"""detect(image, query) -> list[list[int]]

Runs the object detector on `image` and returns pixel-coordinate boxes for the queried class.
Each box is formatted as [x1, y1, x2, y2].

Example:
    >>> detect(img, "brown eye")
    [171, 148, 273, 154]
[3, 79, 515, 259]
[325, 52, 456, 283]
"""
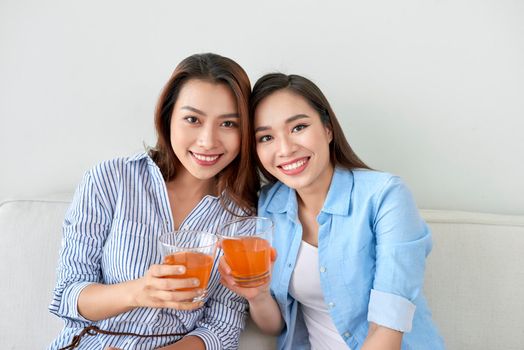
[221, 120, 238, 128]
[259, 135, 273, 143]
[292, 124, 307, 133]
[184, 116, 199, 124]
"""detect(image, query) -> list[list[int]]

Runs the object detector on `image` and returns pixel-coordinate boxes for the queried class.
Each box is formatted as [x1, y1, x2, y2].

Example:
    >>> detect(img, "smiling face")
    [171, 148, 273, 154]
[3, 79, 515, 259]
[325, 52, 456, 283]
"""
[254, 89, 334, 194]
[170, 79, 240, 182]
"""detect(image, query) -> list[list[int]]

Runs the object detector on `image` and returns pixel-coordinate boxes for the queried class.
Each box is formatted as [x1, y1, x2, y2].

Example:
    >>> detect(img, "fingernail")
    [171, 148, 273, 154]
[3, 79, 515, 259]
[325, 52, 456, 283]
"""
[177, 266, 185, 273]
[192, 279, 200, 286]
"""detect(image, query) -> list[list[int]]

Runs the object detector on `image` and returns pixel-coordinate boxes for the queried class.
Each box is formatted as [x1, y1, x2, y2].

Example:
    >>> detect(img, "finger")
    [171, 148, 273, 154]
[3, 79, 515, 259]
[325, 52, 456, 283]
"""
[219, 276, 237, 289]
[149, 264, 186, 278]
[270, 247, 277, 262]
[153, 289, 205, 303]
[156, 277, 200, 291]
[218, 256, 232, 274]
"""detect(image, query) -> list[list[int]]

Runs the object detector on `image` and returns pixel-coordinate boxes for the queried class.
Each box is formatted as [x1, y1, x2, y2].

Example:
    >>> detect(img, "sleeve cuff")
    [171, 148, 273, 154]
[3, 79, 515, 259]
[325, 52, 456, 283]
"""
[187, 327, 222, 350]
[367, 289, 416, 332]
[57, 281, 96, 322]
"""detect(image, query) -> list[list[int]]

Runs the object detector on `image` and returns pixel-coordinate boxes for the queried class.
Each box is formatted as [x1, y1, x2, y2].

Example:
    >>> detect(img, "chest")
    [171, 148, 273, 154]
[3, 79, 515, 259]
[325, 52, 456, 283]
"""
[297, 210, 319, 247]
[100, 194, 234, 283]
[271, 213, 376, 293]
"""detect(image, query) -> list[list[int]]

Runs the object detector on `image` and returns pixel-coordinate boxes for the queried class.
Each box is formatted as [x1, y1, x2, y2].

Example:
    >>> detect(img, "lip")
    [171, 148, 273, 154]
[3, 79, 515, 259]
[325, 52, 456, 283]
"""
[277, 157, 309, 175]
[190, 151, 223, 166]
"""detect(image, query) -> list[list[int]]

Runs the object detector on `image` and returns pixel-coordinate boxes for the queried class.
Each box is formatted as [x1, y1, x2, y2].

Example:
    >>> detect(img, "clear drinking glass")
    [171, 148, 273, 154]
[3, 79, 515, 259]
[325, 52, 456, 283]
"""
[218, 217, 274, 288]
[158, 230, 218, 302]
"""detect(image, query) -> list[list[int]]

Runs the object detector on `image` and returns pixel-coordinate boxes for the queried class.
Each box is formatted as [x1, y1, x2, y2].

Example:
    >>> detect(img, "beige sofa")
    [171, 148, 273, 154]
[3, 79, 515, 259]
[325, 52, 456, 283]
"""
[1, 196, 523, 349]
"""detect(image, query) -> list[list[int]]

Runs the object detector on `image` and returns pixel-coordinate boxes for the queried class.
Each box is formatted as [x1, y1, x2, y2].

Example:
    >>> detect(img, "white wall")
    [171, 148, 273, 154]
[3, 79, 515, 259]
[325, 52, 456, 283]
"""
[1, 0, 523, 215]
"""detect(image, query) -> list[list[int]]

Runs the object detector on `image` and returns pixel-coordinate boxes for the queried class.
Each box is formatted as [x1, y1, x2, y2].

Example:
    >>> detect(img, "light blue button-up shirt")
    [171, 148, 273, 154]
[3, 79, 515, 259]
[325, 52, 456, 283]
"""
[259, 167, 445, 350]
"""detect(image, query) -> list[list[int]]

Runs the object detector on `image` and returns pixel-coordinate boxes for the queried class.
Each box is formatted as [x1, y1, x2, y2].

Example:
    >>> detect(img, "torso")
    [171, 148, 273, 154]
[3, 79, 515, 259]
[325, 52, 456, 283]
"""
[289, 240, 350, 350]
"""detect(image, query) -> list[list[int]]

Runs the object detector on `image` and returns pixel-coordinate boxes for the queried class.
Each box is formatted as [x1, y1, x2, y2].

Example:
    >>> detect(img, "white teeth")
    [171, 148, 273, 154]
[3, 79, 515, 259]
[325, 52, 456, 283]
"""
[193, 153, 220, 162]
[281, 159, 306, 171]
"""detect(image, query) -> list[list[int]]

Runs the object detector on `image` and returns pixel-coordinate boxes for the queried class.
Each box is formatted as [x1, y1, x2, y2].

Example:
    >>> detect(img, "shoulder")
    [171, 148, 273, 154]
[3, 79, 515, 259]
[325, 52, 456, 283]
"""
[351, 169, 406, 197]
[88, 152, 151, 183]
[351, 170, 421, 223]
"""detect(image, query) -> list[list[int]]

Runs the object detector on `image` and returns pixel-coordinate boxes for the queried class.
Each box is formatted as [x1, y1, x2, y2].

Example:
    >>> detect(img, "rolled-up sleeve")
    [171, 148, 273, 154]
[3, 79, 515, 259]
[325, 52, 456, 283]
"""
[48, 170, 112, 327]
[368, 176, 432, 332]
[189, 279, 248, 349]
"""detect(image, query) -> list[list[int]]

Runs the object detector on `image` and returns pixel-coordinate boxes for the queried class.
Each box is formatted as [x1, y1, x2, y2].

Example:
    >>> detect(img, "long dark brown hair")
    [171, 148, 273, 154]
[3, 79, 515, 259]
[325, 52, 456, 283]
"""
[149, 53, 259, 214]
[250, 73, 371, 184]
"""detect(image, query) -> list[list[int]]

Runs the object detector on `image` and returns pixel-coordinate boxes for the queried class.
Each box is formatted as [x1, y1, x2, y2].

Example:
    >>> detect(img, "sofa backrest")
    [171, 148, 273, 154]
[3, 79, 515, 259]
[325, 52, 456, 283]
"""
[0, 198, 523, 349]
[422, 210, 524, 350]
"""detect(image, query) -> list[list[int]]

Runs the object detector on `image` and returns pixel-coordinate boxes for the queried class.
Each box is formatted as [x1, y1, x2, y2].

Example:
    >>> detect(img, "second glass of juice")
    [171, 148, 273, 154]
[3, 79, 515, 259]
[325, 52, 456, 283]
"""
[219, 217, 273, 288]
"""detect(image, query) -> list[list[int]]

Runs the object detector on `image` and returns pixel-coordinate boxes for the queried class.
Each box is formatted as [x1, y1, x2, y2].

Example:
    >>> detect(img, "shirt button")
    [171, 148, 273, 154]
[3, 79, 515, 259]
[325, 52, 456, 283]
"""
[319, 266, 326, 273]
[328, 302, 335, 308]
[343, 331, 351, 338]
[288, 263, 292, 268]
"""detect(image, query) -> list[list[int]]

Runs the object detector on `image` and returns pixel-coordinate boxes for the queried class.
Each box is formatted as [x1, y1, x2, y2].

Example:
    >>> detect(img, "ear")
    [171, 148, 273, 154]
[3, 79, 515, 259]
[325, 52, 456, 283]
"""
[326, 126, 333, 143]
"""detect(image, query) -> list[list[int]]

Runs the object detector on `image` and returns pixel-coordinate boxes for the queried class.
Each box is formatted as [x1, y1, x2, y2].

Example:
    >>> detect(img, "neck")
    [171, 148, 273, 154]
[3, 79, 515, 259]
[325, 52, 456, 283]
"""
[296, 165, 334, 215]
[167, 170, 217, 201]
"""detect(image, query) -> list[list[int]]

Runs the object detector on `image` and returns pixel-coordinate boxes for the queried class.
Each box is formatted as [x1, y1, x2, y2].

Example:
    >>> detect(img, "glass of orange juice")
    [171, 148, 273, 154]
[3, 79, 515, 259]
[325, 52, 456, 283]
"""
[219, 217, 273, 288]
[158, 230, 218, 302]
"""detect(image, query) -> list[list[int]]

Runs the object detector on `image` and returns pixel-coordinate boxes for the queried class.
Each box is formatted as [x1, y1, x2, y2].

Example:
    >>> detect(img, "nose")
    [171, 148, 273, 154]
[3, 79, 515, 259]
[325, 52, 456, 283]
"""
[197, 124, 218, 150]
[277, 135, 296, 157]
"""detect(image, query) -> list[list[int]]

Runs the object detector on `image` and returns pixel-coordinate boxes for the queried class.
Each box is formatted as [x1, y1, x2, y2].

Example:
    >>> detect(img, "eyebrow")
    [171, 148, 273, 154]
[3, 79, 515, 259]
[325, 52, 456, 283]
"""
[255, 114, 310, 133]
[180, 106, 239, 119]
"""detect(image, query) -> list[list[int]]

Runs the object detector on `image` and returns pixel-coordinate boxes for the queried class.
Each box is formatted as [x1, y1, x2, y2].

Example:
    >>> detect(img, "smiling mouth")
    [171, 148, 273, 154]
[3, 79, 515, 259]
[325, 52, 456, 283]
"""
[278, 157, 310, 175]
[190, 152, 222, 165]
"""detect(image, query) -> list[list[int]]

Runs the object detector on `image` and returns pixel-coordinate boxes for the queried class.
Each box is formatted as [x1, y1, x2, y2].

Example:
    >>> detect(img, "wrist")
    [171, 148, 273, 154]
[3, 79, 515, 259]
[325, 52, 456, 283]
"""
[248, 290, 272, 306]
[125, 278, 140, 308]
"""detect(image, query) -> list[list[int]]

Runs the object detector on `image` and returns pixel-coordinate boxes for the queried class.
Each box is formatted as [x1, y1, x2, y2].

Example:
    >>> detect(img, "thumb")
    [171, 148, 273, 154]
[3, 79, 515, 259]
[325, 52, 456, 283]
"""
[270, 247, 277, 262]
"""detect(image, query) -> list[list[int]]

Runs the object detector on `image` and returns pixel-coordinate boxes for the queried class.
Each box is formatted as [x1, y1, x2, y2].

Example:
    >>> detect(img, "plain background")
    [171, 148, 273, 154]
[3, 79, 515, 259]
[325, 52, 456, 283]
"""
[1, 0, 523, 215]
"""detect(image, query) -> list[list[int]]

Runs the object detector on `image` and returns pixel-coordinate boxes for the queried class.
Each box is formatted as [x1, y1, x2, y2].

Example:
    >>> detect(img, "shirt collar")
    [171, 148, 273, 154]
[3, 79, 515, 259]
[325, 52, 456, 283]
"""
[266, 167, 353, 217]
[321, 167, 353, 216]
[126, 152, 221, 201]
[125, 152, 150, 164]
[266, 183, 296, 215]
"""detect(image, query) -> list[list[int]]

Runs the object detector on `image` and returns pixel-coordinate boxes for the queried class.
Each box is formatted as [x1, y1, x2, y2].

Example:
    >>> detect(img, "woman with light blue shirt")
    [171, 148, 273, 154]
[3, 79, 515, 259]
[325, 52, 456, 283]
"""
[48, 53, 259, 350]
[219, 73, 444, 349]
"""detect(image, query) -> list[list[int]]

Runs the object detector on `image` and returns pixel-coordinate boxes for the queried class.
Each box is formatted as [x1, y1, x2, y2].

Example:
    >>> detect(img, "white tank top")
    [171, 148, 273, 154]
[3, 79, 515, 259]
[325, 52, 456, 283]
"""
[289, 240, 351, 350]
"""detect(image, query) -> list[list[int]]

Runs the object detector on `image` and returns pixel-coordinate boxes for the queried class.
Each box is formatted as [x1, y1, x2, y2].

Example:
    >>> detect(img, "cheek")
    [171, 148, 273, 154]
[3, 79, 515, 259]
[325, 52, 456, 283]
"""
[170, 128, 188, 149]
[256, 145, 272, 167]
[232, 132, 241, 151]
[222, 131, 241, 155]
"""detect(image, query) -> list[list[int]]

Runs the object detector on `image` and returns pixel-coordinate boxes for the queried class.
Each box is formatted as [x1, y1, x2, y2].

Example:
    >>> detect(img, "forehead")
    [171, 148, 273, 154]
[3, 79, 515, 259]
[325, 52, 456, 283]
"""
[254, 89, 317, 126]
[175, 79, 237, 110]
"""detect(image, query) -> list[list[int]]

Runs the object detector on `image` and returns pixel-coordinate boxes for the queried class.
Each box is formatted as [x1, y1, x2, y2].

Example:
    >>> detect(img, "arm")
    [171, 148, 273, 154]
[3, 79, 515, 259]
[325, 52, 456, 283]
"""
[218, 251, 283, 335]
[49, 169, 203, 325]
[366, 176, 432, 342]
[78, 264, 204, 321]
[360, 322, 402, 350]
[156, 335, 206, 350]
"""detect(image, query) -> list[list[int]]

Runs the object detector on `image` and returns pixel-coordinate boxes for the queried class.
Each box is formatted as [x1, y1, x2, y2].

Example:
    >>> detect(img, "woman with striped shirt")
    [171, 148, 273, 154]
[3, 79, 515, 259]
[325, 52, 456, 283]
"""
[48, 53, 259, 350]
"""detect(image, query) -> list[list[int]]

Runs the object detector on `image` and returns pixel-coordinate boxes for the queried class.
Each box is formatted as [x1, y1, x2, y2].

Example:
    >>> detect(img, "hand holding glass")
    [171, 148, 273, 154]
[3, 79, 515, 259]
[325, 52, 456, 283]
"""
[219, 217, 273, 288]
[158, 231, 218, 302]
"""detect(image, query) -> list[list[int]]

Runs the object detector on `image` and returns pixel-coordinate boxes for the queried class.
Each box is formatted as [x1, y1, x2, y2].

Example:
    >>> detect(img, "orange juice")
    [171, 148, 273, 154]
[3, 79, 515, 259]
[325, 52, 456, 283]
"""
[163, 251, 214, 291]
[222, 236, 271, 287]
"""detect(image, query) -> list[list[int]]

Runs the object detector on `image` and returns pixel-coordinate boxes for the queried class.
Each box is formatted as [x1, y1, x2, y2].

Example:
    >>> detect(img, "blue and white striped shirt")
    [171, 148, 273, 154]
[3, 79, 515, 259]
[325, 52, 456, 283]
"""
[49, 152, 248, 350]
